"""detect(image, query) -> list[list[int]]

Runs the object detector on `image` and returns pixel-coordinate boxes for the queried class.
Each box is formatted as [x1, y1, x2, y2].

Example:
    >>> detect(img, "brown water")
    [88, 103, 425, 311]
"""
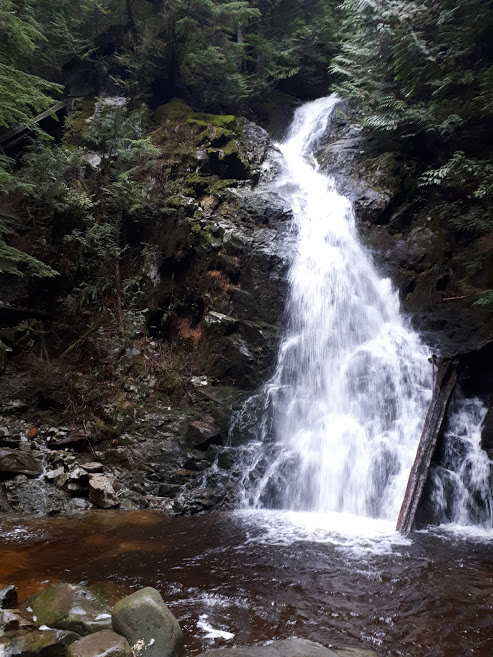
[0, 509, 492, 657]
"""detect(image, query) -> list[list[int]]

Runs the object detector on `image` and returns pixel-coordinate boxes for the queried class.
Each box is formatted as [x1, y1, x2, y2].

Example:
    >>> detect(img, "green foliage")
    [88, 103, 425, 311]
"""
[0, 0, 62, 131]
[418, 153, 493, 234]
[331, 0, 493, 137]
[474, 290, 493, 307]
[13, 101, 159, 345]
[0, 209, 57, 277]
[115, 0, 339, 111]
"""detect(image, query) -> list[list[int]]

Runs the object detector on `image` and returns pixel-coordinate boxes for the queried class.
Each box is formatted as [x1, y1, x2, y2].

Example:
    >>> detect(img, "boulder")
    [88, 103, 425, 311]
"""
[0, 609, 33, 632]
[88, 474, 119, 508]
[0, 609, 21, 632]
[111, 587, 182, 657]
[0, 585, 18, 609]
[0, 628, 80, 657]
[186, 417, 221, 450]
[80, 462, 104, 474]
[55, 466, 89, 495]
[67, 630, 132, 657]
[196, 639, 378, 657]
[0, 448, 43, 479]
[26, 583, 113, 636]
[480, 406, 493, 455]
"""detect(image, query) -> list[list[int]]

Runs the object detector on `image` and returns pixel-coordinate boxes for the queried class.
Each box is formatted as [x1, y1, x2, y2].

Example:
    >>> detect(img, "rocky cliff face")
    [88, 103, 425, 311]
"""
[318, 107, 493, 358]
[0, 99, 292, 516]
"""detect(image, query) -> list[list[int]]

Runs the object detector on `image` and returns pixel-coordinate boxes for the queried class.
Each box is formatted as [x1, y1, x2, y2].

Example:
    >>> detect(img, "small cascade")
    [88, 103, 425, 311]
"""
[231, 95, 492, 530]
[428, 394, 492, 527]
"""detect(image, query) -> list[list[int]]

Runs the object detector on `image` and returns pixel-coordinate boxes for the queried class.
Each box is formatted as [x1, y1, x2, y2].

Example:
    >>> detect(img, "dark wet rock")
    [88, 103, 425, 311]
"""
[0, 449, 43, 479]
[88, 474, 119, 509]
[44, 467, 65, 481]
[0, 610, 21, 632]
[0, 628, 80, 657]
[26, 583, 113, 636]
[0, 476, 73, 515]
[216, 447, 235, 470]
[186, 417, 222, 450]
[55, 466, 89, 495]
[481, 406, 493, 456]
[67, 630, 132, 657]
[80, 462, 104, 473]
[204, 311, 239, 337]
[241, 120, 271, 180]
[0, 585, 18, 609]
[196, 638, 378, 657]
[175, 485, 228, 515]
[112, 587, 182, 657]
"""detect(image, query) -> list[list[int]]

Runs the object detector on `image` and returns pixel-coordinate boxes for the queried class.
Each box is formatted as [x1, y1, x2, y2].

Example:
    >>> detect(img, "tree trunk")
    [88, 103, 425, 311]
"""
[396, 360, 457, 534]
[114, 219, 125, 346]
[237, 23, 244, 72]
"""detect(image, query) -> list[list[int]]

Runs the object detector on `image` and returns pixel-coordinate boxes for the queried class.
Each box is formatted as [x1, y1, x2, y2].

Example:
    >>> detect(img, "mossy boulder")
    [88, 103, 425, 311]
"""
[63, 99, 97, 147]
[111, 587, 182, 657]
[26, 583, 113, 636]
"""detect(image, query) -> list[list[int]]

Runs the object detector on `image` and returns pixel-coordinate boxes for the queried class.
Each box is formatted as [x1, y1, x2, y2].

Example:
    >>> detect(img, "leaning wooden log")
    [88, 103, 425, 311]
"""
[0, 101, 67, 147]
[396, 360, 457, 534]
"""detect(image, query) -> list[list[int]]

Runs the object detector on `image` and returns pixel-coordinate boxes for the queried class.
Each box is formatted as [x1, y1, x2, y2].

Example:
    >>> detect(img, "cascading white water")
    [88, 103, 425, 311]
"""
[429, 395, 492, 527]
[237, 96, 435, 521]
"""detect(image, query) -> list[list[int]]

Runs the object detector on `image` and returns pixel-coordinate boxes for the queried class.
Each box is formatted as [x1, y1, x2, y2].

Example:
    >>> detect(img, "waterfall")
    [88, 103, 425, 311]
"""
[230, 95, 492, 530]
[234, 96, 433, 521]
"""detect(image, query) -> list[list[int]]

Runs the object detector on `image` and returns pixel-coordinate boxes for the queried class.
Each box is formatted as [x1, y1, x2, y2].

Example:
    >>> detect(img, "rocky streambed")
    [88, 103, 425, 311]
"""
[0, 510, 492, 657]
[0, 580, 377, 657]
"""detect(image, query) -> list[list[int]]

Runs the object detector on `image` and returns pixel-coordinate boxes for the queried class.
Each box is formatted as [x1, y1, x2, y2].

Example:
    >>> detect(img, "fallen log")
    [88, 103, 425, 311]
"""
[396, 359, 457, 534]
[0, 101, 67, 147]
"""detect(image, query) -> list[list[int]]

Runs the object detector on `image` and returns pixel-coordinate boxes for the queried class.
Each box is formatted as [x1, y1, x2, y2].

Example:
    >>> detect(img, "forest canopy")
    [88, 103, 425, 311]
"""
[0, 0, 492, 303]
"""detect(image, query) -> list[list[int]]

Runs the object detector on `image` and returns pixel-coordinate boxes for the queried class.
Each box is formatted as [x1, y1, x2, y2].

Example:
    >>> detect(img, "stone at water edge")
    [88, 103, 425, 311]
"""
[25, 583, 113, 636]
[67, 630, 132, 657]
[0, 585, 18, 609]
[112, 587, 182, 657]
[195, 638, 379, 657]
[0, 609, 34, 632]
[0, 628, 80, 657]
[88, 474, 119, 508]
[0, 609, 21, 632]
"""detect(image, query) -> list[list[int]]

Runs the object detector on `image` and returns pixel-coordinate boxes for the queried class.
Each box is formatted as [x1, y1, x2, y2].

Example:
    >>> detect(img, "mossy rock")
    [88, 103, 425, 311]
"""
[154, 98, 193, 124]
[207, 141, 250, 180]
[63, 99, 97, 147]
[188, 112, 236, 129]
[157, 371, 183, 397]
[26, 583, 113, 636]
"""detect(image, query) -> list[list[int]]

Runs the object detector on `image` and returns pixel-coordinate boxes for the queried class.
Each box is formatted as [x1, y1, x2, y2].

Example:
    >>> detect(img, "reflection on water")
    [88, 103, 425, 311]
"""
[0, 510, 492, 657]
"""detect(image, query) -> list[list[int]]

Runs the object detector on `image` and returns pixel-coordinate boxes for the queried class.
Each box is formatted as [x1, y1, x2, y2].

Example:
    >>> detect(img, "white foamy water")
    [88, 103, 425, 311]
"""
[235, 96, 434, 522]
[428, 395, 492, 529]
[197, 615, 235, 640]
[236, 509, 411, 555]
